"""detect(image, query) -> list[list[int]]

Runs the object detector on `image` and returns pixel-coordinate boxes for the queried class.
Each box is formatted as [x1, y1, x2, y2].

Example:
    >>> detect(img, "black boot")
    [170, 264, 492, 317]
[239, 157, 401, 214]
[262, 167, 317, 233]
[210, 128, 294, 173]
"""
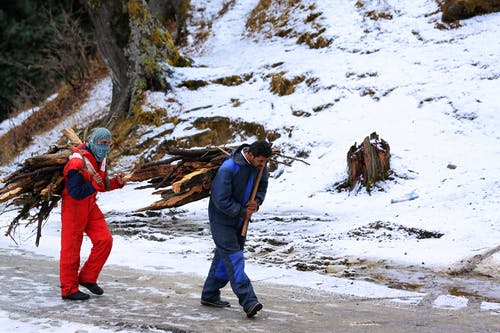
[201, 299, 231, 308]
[79, 282, 104, 295]
[62, 290, 90, 301]
[245, 302, 263, 318]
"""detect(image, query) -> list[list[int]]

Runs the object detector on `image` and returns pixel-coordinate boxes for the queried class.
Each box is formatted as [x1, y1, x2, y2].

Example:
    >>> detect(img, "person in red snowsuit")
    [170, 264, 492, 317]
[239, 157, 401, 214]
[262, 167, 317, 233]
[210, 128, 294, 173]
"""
[60, 127, 125, 300]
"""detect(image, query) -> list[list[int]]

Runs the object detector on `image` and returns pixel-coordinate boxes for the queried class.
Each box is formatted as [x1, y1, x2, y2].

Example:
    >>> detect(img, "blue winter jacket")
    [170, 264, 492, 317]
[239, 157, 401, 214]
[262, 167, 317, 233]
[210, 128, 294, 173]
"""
[208, 148, 268, 228]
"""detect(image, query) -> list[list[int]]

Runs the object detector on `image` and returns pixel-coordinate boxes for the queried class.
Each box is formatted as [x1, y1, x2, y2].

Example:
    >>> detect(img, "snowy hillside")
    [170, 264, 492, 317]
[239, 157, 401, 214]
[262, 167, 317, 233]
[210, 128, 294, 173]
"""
[141, 0, 500, 271]
[0, 0, 499, 325]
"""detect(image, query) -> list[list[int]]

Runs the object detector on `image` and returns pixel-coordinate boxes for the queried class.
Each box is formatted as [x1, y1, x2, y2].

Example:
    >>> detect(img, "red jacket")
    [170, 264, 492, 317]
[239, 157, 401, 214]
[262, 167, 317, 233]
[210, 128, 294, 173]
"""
[62, 143, 122, 200]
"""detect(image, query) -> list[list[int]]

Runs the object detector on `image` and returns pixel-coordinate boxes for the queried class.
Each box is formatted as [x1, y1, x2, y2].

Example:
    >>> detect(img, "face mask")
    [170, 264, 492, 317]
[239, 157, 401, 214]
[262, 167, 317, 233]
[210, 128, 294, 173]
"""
[88, 127, 112, 162]
[89, 142, 110, 162]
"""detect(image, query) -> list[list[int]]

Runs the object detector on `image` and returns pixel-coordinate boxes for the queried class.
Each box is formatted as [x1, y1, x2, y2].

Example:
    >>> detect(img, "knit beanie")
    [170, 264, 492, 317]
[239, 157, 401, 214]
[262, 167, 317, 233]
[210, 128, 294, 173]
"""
[88, 127, 112, 162]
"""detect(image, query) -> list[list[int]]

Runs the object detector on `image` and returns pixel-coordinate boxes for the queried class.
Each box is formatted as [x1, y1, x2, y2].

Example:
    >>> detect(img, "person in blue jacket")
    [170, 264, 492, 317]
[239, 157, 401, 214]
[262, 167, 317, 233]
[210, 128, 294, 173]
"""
[201, 140, 272, 318]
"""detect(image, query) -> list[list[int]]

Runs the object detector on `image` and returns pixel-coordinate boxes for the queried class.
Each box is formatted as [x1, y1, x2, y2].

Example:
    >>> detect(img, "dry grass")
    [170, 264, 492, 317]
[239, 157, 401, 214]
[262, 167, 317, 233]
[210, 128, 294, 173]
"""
[297, 31, 332, 48]
[355, 1, 395, 21]
[245, 0, 273, 34]
[245, 0, 331, 49]
[212, 73, 253, 86]
[246, 0, 304, 38]
[217, 0, 236, 17]
[269, 72, 304, 96]
[177, 80, 209, 90]
[270, 73, 295, 96]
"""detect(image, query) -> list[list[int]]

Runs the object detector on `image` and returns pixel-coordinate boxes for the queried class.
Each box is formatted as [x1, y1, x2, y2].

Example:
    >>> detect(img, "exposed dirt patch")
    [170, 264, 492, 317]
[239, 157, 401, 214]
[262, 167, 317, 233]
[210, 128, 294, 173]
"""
[160, 116, 273, 148]
[343, 221, 444, 241]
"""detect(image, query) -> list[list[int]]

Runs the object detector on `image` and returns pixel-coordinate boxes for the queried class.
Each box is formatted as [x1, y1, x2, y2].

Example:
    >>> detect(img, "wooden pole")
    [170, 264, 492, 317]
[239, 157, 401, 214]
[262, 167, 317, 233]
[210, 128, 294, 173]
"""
[241, 166, 264, 237]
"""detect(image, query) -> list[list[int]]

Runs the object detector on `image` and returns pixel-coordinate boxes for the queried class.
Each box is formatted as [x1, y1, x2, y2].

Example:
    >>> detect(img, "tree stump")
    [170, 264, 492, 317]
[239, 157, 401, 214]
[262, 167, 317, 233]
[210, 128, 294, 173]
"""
[441, 0, 500, 23]
[347, 132, 390, 193]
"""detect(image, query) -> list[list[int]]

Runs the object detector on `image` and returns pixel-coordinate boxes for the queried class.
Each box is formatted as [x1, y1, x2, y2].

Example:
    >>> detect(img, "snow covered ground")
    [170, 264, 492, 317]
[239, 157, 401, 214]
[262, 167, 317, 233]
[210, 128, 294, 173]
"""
[0, 0, 499, 331]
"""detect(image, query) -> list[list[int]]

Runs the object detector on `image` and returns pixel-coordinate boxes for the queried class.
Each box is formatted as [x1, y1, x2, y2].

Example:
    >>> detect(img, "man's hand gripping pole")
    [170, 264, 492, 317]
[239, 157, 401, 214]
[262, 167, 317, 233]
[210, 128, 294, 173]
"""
[241, 166, 264, 237]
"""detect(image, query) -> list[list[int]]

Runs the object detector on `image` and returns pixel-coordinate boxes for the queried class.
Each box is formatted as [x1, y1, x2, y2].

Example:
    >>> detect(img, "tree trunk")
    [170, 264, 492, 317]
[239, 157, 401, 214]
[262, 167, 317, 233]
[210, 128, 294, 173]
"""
[83, 0, 131, 117]
[347, 132, 390, 193]
[82, 0, 190, 120]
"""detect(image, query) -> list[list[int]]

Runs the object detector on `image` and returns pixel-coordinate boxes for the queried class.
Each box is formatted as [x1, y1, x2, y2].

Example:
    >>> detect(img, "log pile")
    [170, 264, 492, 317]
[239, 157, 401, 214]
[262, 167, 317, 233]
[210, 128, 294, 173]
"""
[0, 129, 82, 246]
[126, 146, 232, 211]
[128, 145, 305, 211]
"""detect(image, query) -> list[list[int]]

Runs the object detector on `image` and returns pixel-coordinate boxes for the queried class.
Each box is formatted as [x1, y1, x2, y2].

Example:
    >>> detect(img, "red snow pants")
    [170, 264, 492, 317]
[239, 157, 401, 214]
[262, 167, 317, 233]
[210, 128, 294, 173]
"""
[60, 194, 113, 296]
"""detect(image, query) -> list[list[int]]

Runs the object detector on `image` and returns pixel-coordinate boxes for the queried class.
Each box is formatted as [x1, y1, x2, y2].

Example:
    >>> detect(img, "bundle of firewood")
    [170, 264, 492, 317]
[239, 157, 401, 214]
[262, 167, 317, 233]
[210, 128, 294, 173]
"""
[0, 129, 83, 246]
[126, 145, 303, 212]
[126, 146, 232, 211]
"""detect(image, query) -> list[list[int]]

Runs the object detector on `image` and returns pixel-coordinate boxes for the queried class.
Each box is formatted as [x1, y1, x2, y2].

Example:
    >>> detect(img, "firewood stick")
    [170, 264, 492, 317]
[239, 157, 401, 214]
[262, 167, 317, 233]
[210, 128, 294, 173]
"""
[3, 165, 63, 185]
[0, 176, 32, 195]
[272, 152, 310, 165]
[40, 176, 64, 198]
[215, 146, 231, 156]
[241, 166, 264, 237]
[171, 168, 209, 193]
[61, 128, 82, 146]
[136, 185, 207, 211]
[25, 150, 72, 166]
[155, 160, 185, 189]
[140, 156, 183, 168]
[0, 187, 23, 203]
[122, 174, 133, 182]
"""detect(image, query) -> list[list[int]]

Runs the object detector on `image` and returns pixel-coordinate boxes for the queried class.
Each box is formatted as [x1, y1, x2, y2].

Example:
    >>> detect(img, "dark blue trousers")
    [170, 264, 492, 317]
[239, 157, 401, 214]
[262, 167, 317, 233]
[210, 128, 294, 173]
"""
[201, 221, 258, 310]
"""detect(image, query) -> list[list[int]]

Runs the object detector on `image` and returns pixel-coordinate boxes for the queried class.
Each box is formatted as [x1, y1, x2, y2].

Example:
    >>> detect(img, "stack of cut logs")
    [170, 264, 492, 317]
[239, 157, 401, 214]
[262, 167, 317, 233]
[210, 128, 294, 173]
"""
[0, 128, 242, 245]
[0, 129, 83, 246]
[126, 146, 232, 211]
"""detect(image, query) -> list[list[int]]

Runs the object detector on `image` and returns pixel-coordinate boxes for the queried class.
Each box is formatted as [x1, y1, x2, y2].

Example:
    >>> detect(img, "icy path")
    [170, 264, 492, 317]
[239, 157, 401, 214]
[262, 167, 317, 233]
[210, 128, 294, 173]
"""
[0, 248, 498, 333]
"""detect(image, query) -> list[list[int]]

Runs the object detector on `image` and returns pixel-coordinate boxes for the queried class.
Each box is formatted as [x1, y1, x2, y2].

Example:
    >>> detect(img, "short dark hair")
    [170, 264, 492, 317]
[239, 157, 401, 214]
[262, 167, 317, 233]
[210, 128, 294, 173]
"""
[249, 140, 272, 158]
